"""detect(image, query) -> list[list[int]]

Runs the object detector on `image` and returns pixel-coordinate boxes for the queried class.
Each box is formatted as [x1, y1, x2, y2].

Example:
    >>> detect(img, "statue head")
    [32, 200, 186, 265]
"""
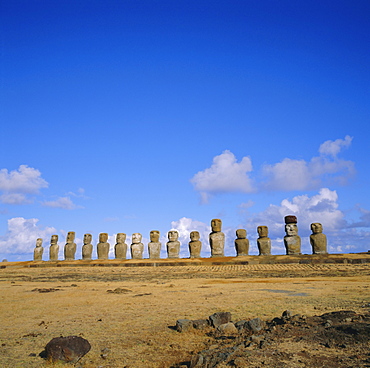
[257, 226, 268, 238]
[66, 231, 75, 243]
[99, 233, 108, 243]
[83, 233, 92, 244]
[190, 231, 200, 241]
[132, 233, 142, 244]
[116, 233, 126, 243]
[168, 230, 179, 242]
[236, 229, 247, 239]
[285, 223, 298, 236]
[211, 219, 222, 232]
[311, 223, 323, 234]
[36, 238, 43, 247]
[150, 230, 160, 242]
[51, 235, 58, 244]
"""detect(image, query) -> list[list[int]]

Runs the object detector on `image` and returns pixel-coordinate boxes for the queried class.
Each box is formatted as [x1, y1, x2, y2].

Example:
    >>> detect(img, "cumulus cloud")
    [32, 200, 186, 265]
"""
[190, 150, 254, 203]
[263, 136, 355, 191]
[0, 165, 48, 204]
[42, 196, 81, 210]
[0, 217, 56, 259]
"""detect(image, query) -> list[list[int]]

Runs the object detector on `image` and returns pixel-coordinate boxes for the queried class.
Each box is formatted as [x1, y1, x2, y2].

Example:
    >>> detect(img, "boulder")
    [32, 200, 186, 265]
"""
[209, 312, 232, 328]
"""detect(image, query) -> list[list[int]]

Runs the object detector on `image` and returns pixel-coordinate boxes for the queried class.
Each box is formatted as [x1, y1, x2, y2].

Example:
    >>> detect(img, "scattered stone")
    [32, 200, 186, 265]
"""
[282, 310, 292, 319]
[245, 318, 265, 333]
[193, 319, 209, 329]
[216, 322, 238, 335]
[32, 288, 61, 293]
[235, 320, 248, 331]
[176, 319, 193, 332]
[44, 336, 91, 363]
[209, 312, 232, 328]
[106, 288, 132, 294]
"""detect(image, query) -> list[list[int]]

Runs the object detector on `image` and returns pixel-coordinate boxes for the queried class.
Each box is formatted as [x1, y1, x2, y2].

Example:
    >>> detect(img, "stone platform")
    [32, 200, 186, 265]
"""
[1, 252, 370, 269]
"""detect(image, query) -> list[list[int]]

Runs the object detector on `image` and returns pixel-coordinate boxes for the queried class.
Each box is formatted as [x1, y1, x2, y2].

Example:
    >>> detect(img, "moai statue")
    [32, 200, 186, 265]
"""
[167, 230, 180, 258]
[49, 235, 59, 261]
[235, 229, 249, 256]
[257, 226, 271, 255]
[148, 230, 161, 259]
[310, 223, 328, 255]
[97, 233, 110, 260]
[131, 233, 144, 259]
[284, 215, 301, 255]
[209, 219, 225, 257]
[64, 231, 77, 260]
[115, 233, 128, 259]
[189, 231, 202, 258]
[82, 233, 93, 260]
[33, 238, 44, 261]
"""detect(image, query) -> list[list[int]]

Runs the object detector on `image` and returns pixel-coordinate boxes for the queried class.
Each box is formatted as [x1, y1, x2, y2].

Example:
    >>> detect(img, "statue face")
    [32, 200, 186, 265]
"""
[51, 235, 58, 244]
[132, 233, 142, 243]
[99, 233, 108, 242]
[311, 223, 323, 234]
[36, 238, 43, 247]
[257, 226, 268, 237]
[236, 229, 246, 239]
[211, 219, 222, 232]
[168, 231, 178, 241]
[116, 233, 126, 243]
[150, 231, 160, 242]
[285, 224, 298, 236]
[84, 233, 92, 244]
[190, 231, 199, 241]
[67, 232, 75, 242]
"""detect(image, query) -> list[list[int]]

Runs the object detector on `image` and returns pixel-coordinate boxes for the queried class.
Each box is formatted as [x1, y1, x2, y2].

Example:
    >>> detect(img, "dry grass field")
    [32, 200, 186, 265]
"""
[1, 261, 370, 367]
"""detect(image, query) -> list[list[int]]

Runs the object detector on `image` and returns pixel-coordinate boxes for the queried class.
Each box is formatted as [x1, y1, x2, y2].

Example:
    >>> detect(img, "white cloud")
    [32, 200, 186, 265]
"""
[262, 136, 355, 191]
[190, 150, 254, 203]
[0, 165, 48, 204]
[42, 196, 81, 210]
[0, 217, 56, 258]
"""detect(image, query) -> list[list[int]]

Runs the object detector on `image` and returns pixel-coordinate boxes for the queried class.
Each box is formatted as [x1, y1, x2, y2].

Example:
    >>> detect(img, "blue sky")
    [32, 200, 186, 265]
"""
[1, 0, 369, 261]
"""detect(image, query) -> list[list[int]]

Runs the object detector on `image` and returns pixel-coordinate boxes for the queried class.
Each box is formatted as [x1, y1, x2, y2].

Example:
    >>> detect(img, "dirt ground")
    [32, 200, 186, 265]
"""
[0, 262, 369, 367]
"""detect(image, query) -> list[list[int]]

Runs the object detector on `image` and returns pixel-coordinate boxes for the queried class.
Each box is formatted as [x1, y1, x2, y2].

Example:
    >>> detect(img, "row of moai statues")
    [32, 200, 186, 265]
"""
[33, 216, 327, 261]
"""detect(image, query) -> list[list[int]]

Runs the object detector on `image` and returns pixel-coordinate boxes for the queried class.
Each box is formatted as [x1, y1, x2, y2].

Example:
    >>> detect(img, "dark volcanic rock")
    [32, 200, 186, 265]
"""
[209, 312, 232, 328]
[44, 336, 91, 363]
[176, 319, 193, 332]
[245, 317, 265, 333]
[193, 319, 209, 329]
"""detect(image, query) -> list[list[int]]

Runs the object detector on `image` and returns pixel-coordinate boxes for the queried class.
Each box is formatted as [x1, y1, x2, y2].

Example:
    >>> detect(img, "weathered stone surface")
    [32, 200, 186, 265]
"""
[245, 318, 265, 332]
[44, 335, 91, 363]
[33, 238, 43, 261]
[176, 319, 193, 332]
[49, 235, 59, 261]
[189, 231, 202, 258]
[64, 231, 77, 261]
[114, 233, 127, 259]
[310, 223, 328, 254]
[167, 230, 180, 259]
[97, 233, 110, 260]
[209, 219, 225, 257]
[209, 312, 232, 328]
[235, 229, 249, 256]
[193, 319, 209, 329]
[284, 216, 301, 255]
[131, 233, 144, 259]
[216, 322, 238, 335]
[257, 226, 271, 256]
[82, 234, 93, 260]
[148, 230, 161, 259]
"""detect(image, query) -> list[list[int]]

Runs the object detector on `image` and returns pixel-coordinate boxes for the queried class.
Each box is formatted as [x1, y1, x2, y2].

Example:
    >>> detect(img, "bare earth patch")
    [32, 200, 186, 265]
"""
[0, 262, 369, 367]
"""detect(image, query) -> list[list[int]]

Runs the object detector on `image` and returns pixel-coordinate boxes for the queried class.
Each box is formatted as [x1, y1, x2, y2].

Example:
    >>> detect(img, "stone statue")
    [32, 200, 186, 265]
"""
[257, 226, 271, 255]
[189, 231, 202, 258]
[283, 215, 301, 255]
[167, 230, 180, 258]
[131, 233, 144, 259]
[235, 229, 249, 256]
[33, 238, 43, 261]
[97, 233, 110, 260]
[64, 231, 77, 260]
[115, 233, 128, 259]
[82, 234, 93, 260]
[49, 235, 59, 261]
[148, 230, 161, 259]
[209, 219, 225, 257]
[310, 223, 328, 254]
